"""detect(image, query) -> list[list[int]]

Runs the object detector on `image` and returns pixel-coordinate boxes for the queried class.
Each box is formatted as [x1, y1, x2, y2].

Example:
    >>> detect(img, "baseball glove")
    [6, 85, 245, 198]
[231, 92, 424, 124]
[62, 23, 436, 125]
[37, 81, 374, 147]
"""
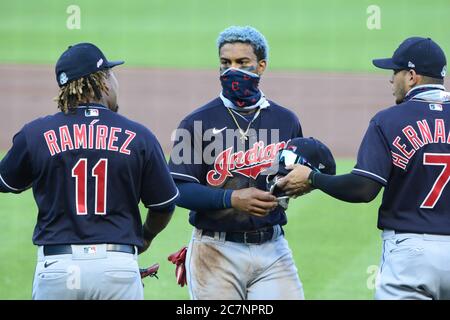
[168, 246, 188, 287]
[140, 263, 160, 279]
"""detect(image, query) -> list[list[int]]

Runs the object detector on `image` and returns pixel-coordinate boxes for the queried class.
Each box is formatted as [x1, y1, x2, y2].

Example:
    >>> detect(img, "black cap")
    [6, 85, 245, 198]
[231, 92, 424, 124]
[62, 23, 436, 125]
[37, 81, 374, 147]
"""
[261, 137, 336, 199]
[265, 137, 336, 177]
[283, 137, 336, 175]
[373, 37, 447, 79]
[55, 43, 124, 87]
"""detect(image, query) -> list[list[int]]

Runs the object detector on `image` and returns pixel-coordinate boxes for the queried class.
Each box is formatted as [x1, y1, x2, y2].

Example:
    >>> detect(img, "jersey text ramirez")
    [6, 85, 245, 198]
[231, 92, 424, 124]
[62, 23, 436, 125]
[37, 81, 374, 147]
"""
[43, 124, 136, 156]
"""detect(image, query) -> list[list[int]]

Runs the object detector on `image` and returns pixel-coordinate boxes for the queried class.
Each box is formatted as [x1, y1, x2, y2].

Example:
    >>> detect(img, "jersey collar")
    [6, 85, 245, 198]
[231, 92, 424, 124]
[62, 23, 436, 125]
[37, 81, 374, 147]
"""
[404, 84, 446, 102]
[77, 103, 110, 110]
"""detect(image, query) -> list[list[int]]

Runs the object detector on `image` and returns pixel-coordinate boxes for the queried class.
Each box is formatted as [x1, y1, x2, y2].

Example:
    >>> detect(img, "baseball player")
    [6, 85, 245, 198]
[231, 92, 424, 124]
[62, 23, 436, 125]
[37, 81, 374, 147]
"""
[278, 37, 450, 299]
[168, 26, 304, 300]
[0, 43, 179, 300]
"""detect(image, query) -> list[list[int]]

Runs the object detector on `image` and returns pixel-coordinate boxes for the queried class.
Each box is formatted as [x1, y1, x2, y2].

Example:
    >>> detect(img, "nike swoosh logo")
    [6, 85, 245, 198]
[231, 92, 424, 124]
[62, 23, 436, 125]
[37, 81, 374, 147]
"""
[212, 127, 227, 134]
[44, 261, 58, 268]
[395, 238, 409, 245]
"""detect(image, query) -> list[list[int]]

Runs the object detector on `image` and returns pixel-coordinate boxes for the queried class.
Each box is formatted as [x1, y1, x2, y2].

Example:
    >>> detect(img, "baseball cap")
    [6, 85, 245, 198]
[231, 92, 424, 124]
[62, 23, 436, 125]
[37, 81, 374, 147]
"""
[261, 137, 335, 202]
[266, 137, 336, 177]
[55, 43, 124, 87]
[372, 37, 447, 79]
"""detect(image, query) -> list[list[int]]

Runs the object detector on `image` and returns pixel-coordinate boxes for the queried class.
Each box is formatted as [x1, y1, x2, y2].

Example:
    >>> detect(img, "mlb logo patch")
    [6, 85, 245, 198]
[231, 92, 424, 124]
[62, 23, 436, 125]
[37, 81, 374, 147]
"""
[429, 103, 443, 111]
[85, 109, 99, 117]
[83, 246, 97, 254]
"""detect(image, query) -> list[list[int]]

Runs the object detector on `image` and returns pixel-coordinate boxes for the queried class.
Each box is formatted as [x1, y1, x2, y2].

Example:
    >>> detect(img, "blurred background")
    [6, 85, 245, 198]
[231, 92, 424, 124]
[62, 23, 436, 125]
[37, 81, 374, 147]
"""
[0, 0, 448, 299]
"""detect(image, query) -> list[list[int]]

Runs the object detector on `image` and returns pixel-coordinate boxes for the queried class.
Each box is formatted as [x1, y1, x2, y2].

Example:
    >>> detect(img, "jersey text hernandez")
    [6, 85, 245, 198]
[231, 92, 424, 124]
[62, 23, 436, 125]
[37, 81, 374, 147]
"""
[391, 118, 449, 169]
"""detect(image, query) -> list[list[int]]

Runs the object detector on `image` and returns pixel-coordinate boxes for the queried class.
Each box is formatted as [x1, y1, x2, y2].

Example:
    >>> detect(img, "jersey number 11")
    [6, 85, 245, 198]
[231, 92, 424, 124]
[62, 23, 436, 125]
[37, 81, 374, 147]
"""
[71, 158, 108, 215]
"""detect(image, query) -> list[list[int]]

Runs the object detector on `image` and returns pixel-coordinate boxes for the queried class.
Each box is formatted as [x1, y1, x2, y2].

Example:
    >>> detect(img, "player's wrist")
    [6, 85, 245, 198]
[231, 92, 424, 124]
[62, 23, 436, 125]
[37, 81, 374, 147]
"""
[222, 189, 233, 209]
[308, 170, 318, 188]
[230, 190, 238, 208]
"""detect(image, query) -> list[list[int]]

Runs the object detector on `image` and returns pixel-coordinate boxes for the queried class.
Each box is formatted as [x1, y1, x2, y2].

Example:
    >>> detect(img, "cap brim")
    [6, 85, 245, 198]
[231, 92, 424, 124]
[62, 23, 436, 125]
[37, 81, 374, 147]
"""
[372, 58, 402, 70]
[106, 60, 125, 68]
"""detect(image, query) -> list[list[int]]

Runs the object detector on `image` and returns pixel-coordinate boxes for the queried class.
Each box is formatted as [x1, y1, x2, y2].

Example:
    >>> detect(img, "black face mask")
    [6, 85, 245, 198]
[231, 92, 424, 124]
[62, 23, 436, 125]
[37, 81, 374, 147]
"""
[220, 68, 261, 108]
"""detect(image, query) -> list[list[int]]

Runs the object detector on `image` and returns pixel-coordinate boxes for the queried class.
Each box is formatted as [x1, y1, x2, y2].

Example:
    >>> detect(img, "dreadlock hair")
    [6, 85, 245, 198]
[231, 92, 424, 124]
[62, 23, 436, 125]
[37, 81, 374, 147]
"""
[55, 70, 110, 114]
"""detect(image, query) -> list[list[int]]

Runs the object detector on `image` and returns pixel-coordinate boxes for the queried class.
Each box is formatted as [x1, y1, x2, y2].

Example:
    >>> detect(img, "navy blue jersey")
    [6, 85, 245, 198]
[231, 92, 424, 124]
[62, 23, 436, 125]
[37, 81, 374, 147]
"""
[352, 85, 450, 234]
[0, 104, 179, 246]
[169, 97, 302, 231]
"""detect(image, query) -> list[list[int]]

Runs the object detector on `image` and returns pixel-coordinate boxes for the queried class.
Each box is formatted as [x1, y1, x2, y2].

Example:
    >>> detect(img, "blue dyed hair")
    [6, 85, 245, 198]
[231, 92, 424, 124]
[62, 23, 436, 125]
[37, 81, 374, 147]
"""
[217, 26, 269, 61]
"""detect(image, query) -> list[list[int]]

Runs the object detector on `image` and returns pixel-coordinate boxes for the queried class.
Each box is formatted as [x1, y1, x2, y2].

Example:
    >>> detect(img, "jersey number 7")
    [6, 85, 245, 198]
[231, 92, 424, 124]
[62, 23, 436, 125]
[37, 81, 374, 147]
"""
[421, 153, 450, 209]
[71, 158, 108, 215]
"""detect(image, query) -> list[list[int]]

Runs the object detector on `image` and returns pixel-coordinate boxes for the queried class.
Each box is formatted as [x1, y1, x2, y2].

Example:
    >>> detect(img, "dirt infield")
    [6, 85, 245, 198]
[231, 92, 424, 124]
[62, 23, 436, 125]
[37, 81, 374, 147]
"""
[0, 64, 413, 157]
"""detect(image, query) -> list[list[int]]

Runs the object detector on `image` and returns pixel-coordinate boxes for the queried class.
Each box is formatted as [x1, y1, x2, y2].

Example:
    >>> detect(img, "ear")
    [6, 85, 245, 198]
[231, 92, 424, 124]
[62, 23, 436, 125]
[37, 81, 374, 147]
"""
[408, 69, 421, 86]
[256, 59, 267, 76]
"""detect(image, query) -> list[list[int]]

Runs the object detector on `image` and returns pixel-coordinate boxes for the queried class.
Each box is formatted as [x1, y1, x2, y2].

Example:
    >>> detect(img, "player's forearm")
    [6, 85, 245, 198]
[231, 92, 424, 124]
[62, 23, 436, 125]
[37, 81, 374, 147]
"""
[310, 172, 382, 203]
[175, 181, 233, 210]
[142, 209, 174, 241]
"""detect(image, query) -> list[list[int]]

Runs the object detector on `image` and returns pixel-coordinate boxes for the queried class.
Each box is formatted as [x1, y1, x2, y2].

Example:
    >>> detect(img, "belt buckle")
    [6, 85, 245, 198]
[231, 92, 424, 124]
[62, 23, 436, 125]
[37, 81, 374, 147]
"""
[259, 231, 265, 244]
[244, 231, 263, 244]
[244, 232, 252, 244]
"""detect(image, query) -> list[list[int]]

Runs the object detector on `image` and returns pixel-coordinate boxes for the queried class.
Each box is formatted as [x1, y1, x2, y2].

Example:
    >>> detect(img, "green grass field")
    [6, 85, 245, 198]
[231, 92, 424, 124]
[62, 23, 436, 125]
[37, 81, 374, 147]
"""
[0, 0, 449, 71]
[0, 159, 381, 299]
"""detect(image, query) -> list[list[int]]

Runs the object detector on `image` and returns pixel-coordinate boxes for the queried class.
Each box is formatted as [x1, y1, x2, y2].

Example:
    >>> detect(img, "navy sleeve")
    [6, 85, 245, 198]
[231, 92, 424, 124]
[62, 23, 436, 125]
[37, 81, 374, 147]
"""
[168, 119, 206, 184]
[310, 172, 383, 203]
[352, 119, 391, 186]
[0, 130, 33, 193]
[176, 181, 233, 210]
[141, 137, 179, 211]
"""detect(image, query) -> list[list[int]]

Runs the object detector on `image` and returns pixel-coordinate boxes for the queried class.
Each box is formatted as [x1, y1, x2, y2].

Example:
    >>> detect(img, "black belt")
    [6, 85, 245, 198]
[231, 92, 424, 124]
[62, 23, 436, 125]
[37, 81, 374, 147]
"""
[43, 244, 135, 256]
[202, 226, 280, 244]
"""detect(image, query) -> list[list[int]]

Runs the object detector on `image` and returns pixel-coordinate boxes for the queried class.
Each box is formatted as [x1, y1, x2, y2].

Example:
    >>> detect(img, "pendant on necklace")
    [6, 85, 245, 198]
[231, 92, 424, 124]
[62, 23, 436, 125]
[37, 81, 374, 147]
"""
[239, 129, 248, 143]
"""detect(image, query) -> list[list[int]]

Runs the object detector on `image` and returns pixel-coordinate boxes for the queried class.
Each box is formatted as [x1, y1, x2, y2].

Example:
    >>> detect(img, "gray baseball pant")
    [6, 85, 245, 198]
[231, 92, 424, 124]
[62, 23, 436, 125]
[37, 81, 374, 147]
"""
[376, 229, 450, 300]
[32, 244, 143, 300]
[185, 225, 304, 300]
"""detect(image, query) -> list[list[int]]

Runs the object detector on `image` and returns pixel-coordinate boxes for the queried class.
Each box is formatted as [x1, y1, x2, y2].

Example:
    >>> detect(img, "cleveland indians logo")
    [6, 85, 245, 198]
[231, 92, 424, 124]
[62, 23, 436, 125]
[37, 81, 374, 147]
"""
[206, 141, 288, 186]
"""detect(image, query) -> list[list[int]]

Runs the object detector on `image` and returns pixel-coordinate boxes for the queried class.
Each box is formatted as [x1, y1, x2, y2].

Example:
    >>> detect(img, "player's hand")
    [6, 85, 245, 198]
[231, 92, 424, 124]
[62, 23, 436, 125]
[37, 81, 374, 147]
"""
[231, 187, 278, 217]
[138, 239, 152, 255]
[277, 164, 313, 197]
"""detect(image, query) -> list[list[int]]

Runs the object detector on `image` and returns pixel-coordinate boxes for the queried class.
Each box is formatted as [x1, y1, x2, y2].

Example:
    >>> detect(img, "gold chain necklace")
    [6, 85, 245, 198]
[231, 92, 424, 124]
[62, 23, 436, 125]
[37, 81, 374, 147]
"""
[226, 107, 261, 143]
